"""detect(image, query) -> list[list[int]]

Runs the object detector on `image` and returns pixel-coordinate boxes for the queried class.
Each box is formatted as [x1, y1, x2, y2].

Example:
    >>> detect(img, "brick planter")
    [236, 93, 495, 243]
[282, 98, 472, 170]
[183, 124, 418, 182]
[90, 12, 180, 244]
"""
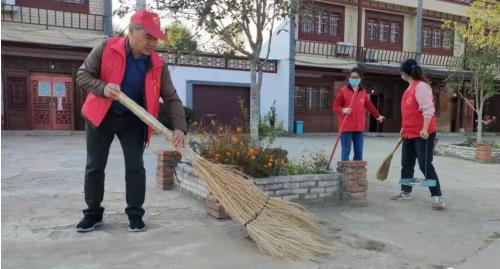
[475, 144, 492, 163]
[337, 161, 368, 207]
[172, 162, 342, 219]
[435, 144, 500, 163]
[156, 150, 182, 190]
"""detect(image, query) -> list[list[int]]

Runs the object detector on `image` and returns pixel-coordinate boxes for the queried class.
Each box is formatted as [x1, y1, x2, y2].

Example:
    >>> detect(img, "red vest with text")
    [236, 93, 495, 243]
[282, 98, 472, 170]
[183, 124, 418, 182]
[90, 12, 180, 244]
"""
[401, 81, 437, 139]
[81, 37, 163, 143]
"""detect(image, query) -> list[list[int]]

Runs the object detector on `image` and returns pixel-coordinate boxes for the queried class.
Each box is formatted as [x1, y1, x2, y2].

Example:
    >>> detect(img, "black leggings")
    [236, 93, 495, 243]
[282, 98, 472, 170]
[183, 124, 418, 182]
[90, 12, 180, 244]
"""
[401, 132, 442, 196]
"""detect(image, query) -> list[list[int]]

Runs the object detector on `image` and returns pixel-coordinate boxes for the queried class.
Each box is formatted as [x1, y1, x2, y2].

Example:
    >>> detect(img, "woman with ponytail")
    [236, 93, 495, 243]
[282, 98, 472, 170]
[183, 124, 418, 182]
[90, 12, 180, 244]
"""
[391, 59, 445, 210]
[332, 68, 385, 161]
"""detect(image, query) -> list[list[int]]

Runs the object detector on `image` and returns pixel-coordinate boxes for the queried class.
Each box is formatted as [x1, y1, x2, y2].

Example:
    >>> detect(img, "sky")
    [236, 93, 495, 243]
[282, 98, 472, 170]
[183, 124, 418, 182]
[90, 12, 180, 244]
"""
[111, 0, 218, 51]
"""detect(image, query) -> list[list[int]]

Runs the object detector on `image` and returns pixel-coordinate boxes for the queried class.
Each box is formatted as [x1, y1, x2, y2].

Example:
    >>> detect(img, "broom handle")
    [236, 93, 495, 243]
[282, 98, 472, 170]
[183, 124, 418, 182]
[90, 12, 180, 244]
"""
[389, 137, 403, 156]
[326, 90, 358, 169]
[116, 93, 198, 162]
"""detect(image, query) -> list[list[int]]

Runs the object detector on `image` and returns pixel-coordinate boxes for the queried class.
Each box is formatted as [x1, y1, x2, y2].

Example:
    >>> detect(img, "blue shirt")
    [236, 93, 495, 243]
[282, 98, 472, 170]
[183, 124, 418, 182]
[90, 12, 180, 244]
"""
[112, 52, 149, 111]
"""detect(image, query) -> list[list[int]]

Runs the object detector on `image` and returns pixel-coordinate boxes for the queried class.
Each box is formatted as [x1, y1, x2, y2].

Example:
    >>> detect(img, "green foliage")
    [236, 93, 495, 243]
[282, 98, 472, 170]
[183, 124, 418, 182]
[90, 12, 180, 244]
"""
[158, 22, 198, 55]
[286, 149, 331, 175]
[258, 100, 285, 144]
[445, 0, 500, 144]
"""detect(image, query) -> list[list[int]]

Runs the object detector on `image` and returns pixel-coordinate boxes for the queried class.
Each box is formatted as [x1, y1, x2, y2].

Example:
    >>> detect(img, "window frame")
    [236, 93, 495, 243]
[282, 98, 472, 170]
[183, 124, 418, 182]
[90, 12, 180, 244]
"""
[364, 10, 404, 51]
[299, 3, 345, 43]
[422, 19, 454, 56]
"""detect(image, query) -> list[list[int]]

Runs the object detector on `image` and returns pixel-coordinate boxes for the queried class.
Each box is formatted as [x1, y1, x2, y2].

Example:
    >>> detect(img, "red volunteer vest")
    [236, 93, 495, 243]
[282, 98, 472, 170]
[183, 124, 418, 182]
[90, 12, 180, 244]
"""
[81, 37, 163, 143]
[401, 81, 437, 139]
[334, 86, 371, 132]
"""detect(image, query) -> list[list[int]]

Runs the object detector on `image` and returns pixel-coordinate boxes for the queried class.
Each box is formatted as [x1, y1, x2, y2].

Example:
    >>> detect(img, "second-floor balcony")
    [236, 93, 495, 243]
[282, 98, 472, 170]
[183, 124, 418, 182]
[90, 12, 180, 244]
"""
[1, 4, 104, 31]
[295, 40, 461, 68]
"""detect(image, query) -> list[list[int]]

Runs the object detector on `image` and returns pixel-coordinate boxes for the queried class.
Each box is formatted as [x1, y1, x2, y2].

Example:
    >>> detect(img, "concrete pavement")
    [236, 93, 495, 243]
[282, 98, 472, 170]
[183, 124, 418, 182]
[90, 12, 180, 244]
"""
[2, 132, 499, 269]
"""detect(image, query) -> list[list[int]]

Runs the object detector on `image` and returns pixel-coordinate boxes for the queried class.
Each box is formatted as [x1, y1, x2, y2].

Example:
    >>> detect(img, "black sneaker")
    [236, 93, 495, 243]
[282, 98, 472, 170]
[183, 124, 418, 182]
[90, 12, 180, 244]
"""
[76, 215, 103, 232]
[128, 215, 146, 232]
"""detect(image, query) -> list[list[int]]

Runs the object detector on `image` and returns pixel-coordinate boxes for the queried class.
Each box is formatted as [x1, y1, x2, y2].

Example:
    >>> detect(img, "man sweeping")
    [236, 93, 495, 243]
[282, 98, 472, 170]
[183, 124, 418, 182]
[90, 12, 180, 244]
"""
[75, 9, 187, 232]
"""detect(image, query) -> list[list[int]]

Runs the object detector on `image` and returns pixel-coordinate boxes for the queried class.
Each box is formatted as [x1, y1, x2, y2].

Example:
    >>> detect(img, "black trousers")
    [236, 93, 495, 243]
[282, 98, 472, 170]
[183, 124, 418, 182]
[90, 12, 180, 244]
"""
[83, 110, 146, 217]
[401, 132, 442, 196]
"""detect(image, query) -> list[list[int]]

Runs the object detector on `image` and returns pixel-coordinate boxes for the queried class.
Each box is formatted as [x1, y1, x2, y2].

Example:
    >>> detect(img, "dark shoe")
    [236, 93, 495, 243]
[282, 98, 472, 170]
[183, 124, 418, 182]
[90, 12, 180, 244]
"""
[128, 215, 146, 232]
[76, 215, 103, 232]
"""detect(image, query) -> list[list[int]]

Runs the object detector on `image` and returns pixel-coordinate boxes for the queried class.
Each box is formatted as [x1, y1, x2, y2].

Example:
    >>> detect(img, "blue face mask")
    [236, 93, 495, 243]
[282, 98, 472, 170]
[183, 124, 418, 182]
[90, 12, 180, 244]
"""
[349, 78, 361, 88]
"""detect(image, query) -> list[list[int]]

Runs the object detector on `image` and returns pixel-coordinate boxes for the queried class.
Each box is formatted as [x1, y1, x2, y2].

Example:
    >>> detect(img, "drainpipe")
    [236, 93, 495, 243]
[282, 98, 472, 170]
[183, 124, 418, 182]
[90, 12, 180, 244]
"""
[416, 0, 423, 63]
[288, 0, 298, 135]
[103, 0, 113, 37]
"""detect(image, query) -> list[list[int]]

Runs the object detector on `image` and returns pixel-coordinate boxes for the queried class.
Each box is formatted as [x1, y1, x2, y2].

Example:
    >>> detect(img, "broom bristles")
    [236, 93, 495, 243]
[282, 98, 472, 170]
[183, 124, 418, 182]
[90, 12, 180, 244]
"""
[115, 94, 331, 260]
[376, 153, 393, 181]
[376, 138, 402, 181]
[194, 152, 332, 260]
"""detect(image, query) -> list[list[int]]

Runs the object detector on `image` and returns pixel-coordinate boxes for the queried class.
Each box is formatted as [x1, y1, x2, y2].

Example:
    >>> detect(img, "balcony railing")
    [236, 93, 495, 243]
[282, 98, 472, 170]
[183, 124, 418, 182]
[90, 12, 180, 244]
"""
[1, 4, 104, 31]
[158, 51, 278, 73]
[295, 40, 461, 68]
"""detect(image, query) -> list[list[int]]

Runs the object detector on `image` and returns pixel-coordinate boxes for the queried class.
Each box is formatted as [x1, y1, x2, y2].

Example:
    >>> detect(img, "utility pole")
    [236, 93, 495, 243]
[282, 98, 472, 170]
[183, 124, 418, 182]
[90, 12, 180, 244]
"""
[356, 0, 363, 61]
[416, 0, 423, 63]
[103, 0, 113, 37]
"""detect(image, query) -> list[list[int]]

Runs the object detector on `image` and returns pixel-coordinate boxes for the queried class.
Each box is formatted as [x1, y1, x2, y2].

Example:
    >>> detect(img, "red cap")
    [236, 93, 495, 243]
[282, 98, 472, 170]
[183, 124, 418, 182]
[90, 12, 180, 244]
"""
[130, 9, 166, 40]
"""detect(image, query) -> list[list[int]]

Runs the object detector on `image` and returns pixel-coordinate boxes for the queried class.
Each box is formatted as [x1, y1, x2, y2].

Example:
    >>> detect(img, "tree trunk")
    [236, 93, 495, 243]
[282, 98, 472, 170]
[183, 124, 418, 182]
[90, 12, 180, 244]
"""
[249, 58, 260, 141]
[477, 100, 484, 144]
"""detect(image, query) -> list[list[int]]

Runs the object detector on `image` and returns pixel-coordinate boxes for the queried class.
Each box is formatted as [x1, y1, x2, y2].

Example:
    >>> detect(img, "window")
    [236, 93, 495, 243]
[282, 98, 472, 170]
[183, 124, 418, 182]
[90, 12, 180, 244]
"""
[302, 13, 314, 33]
[295, 86, 332, 110]
[379, 20, 390, 42]
[330, 13, 341, 37]
[365, 11, 404, 50]
[368, 19, 378, 42]
[315, 11, 329, 35]
[433, 28, 443, 48]
[307, 87, 319, 109]
[319, 88, 331, 109]
[320, 11, 329, 35]
[423, 26, 433, 48]
[443, 30, 453, 49]
[422, 20, 454, 55]
[299, 5, 344, 43]
[390, 22, 400, 43]
[316, 13, 323, 35]
[295, 87, 306, 107]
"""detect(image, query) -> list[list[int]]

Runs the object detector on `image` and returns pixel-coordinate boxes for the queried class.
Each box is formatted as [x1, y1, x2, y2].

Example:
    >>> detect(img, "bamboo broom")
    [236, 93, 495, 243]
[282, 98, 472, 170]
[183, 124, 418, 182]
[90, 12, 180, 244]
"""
[117, 93, 332, 260]
[376, 137, 402, 181]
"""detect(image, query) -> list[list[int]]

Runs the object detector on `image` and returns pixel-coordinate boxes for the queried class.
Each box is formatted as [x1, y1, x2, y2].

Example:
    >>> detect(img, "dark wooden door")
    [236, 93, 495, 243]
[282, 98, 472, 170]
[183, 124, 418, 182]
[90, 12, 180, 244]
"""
[4, 73, 30, 129]
[192, 84, 250, 128]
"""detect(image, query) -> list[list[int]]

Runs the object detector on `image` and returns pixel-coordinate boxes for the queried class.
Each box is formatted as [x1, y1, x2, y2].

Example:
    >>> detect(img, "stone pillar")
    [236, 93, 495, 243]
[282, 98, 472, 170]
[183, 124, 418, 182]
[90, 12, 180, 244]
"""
[157, 150, 182, 190]
[337, 161, 368, 207]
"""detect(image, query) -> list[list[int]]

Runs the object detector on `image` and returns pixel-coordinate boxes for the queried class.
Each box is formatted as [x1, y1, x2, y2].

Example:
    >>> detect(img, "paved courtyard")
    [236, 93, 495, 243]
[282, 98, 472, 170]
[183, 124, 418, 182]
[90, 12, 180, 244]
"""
[2, 131, 500, 269]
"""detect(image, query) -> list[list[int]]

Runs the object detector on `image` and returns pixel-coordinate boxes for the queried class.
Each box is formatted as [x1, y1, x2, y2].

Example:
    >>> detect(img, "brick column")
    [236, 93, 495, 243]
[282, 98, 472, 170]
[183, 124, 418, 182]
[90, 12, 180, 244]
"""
[206, 193, 229, 219]
[157, 150, 182, 190]
[337, 161, 368, 207]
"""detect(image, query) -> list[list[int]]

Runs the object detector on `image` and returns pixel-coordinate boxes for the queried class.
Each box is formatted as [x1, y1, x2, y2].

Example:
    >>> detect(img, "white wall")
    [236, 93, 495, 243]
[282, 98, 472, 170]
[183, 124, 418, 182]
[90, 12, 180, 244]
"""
[168, 64, 291, 130]
[259, 18, 291, 130]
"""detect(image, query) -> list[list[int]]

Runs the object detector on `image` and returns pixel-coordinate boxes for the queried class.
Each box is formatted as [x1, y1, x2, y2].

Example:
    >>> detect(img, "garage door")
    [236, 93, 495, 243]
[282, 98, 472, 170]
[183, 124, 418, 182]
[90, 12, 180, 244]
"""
[192, 84, 250, 128]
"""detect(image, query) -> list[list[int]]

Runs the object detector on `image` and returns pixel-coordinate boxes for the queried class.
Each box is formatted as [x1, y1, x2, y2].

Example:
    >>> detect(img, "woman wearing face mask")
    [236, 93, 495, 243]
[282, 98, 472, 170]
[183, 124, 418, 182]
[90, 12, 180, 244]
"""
[332, 68, 385, 161]
[391, 59, 444, 210]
